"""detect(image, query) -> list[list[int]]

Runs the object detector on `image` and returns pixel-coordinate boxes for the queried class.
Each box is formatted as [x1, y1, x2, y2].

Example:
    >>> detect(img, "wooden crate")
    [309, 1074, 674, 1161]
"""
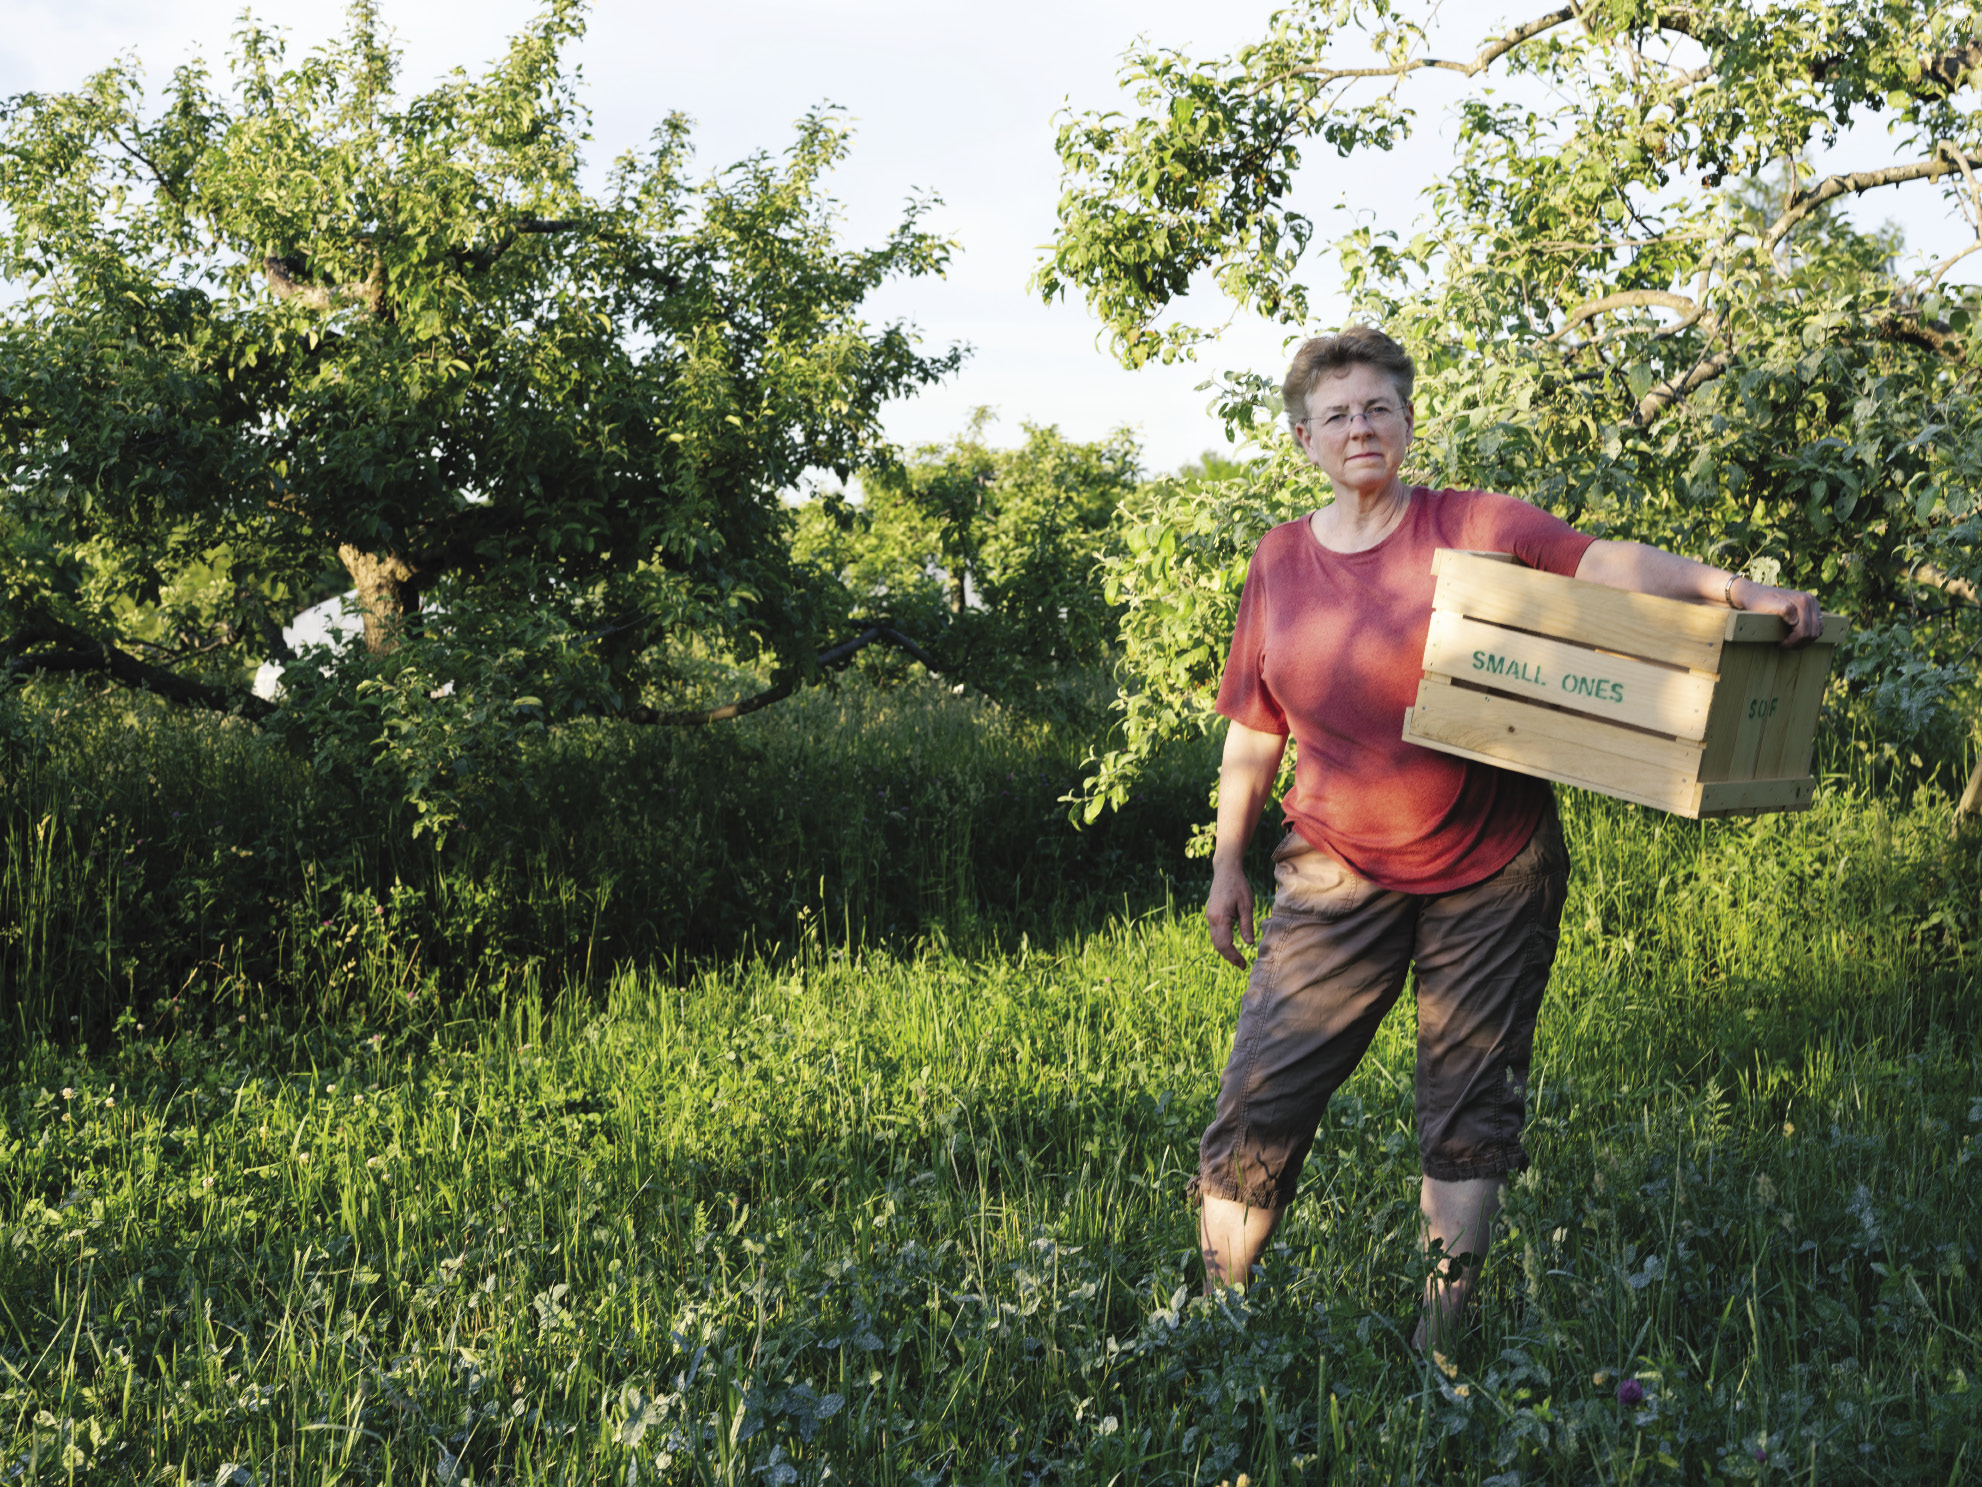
[1401, 550, 1849, 818]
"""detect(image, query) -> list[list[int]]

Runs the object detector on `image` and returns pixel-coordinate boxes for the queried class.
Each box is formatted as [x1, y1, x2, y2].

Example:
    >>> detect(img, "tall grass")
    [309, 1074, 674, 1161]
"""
[0, 679, 1223, 1037]
[0, 713, 1975, 1482]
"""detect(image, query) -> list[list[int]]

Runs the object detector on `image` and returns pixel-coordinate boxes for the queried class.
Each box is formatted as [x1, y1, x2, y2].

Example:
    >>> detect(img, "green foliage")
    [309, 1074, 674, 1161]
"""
[265, 595, 621, 843]
[1041, 2, 1982, 811]
[0, 1, 958, 720]
[1174, 447, 1265, 488]
[794, 414, 1142, 716]
[1081, 447, 1316, 826]
[0, 780, 1977, 1481]
[0, 677, 1222, 1034]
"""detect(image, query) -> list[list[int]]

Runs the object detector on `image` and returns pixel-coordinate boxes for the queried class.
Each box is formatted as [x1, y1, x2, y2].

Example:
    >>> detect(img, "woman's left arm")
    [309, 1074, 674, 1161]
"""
[1574, 539, 1823, 649]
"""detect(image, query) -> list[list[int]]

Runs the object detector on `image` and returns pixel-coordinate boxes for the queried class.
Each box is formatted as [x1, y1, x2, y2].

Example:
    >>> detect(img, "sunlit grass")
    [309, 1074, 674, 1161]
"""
[1, 778, 1977, 1483]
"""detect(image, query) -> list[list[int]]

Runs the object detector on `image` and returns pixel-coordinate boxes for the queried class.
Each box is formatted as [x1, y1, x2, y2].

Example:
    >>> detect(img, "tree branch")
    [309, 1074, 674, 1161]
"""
[1877, 312, 1971, 362]
[454, 218, 585, 272]
[249, 588, 294, 663]
[109, 128, 185, 207]
[5, 616, 274, 720]
[1925, 239, 1982, 291]
[626, 625, 941, 727]
[1250, 4, 1579, 95]
[1550, 288, 1701, 340]
[1620, 241, 1974, 429]
[263, 255, 384, 314]
[1253, 14, 1975, 120]
[1761, 147, 1982, 258]
[1631, 342, 1736, 425]
[1909, 561, 1978, 605]
[1921, 40, 1982, 98]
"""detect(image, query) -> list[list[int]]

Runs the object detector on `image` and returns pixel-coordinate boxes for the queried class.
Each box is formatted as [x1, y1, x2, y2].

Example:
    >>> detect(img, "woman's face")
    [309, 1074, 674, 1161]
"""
[1292, 363, 1415, 500]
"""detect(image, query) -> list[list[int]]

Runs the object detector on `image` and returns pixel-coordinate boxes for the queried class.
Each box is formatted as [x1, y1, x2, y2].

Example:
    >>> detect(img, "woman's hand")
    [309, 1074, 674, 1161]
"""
[1205, 860, 1256, 968]
[1575, 541, 1824, 649]
[1730, 577, 1823, 648]
[1205, 720, 1288, 969]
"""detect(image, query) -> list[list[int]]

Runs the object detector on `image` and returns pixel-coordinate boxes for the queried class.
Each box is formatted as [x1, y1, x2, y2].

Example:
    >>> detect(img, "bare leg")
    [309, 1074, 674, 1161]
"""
[1198, 1194, 1284, 1292]
[1412, 1175, 1503, 1352]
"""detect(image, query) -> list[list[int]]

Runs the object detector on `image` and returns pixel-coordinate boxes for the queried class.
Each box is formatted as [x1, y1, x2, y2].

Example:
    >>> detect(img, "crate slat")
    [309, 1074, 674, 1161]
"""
[1422, 609, 1716, 740]
[1723, 642, 1785, 783]
[1430, 551, 1728, 672]
[1695, 776, 1817, 816]
[1746, 643, 1811, 782]
[1405, 678, 1707, 814]
[1749, 647, 1799, 782]
[1767, 644, 1837, 784]
[1694, 642, 1752, 784]
[1724, 611, 1851, 646]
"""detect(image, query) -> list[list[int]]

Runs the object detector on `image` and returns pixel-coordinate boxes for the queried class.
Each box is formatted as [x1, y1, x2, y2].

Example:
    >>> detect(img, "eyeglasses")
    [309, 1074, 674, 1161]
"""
[1302, 405, 1402, 435]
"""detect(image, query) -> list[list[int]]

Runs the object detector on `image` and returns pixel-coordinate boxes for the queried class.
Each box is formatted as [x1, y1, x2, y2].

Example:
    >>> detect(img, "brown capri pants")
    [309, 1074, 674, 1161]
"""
[1193, 800, 1570, 1208]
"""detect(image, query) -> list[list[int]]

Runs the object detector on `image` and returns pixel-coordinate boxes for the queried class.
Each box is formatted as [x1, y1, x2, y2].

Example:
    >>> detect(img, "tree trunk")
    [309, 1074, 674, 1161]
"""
[1958, 745, 1982, 829]
[337, 544, 419, 653]
[1908, 565, 1982, 830]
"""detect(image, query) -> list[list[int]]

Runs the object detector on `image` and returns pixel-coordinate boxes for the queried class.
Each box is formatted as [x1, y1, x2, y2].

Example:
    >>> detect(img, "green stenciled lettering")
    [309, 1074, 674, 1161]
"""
[1474, 652, 1557, 688]
[1562, 672, 1626, 704]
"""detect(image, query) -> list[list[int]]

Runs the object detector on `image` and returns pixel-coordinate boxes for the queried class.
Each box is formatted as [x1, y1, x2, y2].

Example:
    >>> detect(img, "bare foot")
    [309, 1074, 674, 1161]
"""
[1410, 1276, 1472, 1355]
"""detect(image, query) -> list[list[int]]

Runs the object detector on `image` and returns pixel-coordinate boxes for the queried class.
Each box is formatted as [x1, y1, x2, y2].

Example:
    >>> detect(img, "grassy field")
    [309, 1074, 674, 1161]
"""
[1, 754, 1978, 1484]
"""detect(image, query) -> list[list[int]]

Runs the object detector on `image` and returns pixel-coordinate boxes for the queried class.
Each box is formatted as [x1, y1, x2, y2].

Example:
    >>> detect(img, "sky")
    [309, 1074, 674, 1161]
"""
[4, 0, 1975, 484]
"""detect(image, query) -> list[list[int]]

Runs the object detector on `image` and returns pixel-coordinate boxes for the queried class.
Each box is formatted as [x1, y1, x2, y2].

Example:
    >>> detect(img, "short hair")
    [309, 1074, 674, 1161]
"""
[1282, 326, 1416, 431]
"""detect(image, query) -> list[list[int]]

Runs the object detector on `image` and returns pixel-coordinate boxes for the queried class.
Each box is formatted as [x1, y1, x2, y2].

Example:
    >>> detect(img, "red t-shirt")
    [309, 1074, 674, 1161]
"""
[1216, 486, 1597, 893]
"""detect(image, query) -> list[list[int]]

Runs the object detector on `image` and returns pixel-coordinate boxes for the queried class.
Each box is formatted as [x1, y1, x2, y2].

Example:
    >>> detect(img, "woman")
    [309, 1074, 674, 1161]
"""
[1195, 326, 1819, 1349]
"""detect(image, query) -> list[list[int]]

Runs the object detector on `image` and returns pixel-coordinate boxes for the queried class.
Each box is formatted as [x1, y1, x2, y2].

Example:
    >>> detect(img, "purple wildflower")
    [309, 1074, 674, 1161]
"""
[1616, 1378, 1645, 1406]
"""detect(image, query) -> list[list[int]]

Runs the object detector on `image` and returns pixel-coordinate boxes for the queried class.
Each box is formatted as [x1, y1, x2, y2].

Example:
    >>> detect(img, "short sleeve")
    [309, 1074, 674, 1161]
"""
[1461, 490, 1596, 577]
[1215, 547, 1290, 736]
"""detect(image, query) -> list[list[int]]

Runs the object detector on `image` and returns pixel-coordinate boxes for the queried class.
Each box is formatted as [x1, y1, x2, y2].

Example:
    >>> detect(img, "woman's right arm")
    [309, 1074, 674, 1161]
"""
[1205, 720, 1289, 968]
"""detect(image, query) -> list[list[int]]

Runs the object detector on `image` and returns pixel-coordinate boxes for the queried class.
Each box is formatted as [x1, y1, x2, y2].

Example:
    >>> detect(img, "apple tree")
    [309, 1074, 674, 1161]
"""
[1035, 0, 1982, 819]
[0, 0, 963, 830]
